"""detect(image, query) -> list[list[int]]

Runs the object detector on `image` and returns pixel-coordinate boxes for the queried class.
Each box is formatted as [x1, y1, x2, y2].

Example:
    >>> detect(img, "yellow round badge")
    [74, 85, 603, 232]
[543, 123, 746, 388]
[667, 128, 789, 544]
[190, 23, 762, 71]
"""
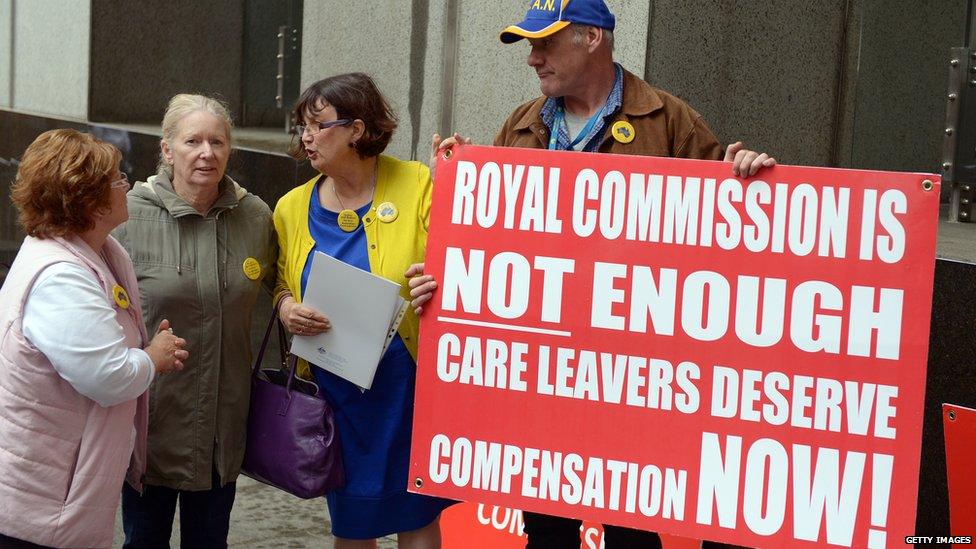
[243, 257, 262, 280]
[112, 284, 130, 310]
[376, 202, 398, 223]
[337, 209, 360, 232]
[611, 121, 636, 144]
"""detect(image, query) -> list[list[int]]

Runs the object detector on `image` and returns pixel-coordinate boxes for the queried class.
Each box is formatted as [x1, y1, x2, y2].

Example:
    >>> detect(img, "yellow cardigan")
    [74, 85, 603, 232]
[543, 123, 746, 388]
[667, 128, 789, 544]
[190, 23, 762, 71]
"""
[273, 154, 432, 361]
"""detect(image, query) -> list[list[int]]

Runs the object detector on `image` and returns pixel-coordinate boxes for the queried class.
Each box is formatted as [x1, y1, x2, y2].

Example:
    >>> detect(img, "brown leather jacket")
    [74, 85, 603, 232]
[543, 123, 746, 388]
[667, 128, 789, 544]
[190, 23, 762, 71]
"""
[494, 68, 724, 161]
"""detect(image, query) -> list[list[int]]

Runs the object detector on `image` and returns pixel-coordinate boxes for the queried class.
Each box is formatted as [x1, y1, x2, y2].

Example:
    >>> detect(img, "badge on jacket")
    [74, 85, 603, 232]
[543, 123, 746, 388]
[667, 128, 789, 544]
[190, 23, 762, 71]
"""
[243, 257, 262, 280]
[612, 121, 636, 144]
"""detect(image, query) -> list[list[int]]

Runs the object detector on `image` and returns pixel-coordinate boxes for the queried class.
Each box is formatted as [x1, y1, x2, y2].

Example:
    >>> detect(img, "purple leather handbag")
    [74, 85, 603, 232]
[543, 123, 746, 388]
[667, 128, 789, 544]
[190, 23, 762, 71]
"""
[241, 304, 344, 498]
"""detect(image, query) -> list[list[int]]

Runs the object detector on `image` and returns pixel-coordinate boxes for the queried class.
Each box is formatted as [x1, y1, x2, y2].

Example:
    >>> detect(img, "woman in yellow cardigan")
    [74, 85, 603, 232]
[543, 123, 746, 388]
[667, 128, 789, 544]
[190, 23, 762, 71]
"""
[272, 73, 452, 548]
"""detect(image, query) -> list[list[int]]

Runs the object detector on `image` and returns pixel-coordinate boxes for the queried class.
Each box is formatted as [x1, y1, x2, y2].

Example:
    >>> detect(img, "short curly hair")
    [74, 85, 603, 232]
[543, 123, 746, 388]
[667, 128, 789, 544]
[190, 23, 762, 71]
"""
[290, 72, 398, 160]
[11, 129, 122, 238]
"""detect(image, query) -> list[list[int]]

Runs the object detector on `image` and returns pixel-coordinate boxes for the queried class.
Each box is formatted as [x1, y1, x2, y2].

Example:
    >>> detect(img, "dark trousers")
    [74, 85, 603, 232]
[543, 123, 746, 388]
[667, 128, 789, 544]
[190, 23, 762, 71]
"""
[522, 512, 662, 548]
[0, 533, 52, 549]
[522, 512, 750, 548]
[121, 468, 236, 549]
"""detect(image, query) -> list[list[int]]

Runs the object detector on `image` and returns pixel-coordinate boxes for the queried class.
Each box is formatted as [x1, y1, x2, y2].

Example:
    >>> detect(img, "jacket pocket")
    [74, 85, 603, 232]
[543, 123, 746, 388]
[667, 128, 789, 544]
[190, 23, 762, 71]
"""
[61, 440, 82, 503]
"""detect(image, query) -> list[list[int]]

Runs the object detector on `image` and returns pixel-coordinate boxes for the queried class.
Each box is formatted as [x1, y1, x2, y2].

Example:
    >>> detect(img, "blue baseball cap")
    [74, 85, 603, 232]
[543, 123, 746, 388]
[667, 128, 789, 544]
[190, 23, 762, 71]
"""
[500, 0, 616, 44]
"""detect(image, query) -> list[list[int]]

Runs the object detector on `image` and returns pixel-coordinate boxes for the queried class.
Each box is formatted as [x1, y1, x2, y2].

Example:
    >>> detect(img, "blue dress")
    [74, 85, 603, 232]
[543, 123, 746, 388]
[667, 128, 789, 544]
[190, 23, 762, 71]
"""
[300, 182, 453, 539]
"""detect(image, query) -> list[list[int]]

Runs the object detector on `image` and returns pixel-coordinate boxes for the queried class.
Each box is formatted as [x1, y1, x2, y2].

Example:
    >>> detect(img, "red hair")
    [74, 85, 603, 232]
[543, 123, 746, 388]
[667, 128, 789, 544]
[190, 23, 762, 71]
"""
[11, 129, 122, 238]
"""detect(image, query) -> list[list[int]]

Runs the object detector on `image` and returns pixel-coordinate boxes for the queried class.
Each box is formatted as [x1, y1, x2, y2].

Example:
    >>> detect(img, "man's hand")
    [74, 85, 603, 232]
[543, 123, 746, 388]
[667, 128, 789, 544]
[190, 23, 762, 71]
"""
[725, 141, 777, 177]
[429, 132, 473, 171]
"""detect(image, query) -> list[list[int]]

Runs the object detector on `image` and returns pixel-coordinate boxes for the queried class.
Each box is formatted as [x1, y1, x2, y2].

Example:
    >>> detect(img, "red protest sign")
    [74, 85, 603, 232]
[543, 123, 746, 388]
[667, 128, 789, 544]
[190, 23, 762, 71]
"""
[409, 145, 939, 548]
[440, 502, 702, 549]
[943, 404, 976, 539]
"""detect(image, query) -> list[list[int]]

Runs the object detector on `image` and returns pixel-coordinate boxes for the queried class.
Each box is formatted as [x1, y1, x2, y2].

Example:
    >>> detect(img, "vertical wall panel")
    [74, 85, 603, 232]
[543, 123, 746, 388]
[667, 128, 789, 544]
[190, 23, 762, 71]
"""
[299, 1, 648, 161]
[301, 1, 416, 160]
[849, 0, 968, 172]
[0, 0, 12, 108]
[88, 0, 245, 123]
[13, 0, 89, 119]
[646, 0, 848, 167]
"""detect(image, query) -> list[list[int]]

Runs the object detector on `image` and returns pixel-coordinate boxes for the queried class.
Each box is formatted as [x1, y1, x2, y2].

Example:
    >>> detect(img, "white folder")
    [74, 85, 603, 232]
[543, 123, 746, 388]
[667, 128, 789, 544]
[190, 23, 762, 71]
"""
[290, 251, 407, 390]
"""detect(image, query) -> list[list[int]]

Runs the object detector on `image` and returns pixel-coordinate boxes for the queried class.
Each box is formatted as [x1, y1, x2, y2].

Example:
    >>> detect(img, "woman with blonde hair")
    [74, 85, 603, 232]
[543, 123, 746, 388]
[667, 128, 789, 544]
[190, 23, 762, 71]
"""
[114, 94, 276, 548]
[0, 129, 187, 548]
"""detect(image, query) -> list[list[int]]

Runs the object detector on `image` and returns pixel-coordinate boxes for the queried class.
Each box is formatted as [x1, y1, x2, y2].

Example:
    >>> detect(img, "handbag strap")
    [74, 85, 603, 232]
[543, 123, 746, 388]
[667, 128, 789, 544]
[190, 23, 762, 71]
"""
[275, 301, 302, 390]
[253, 296, 309, 392]
[277, 311, 290, 367]
[251, 298, 284, 376]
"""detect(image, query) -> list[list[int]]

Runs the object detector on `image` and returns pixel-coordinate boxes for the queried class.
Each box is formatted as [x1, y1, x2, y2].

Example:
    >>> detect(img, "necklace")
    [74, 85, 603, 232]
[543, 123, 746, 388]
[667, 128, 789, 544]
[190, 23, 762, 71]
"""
[331, 164, 378, 232]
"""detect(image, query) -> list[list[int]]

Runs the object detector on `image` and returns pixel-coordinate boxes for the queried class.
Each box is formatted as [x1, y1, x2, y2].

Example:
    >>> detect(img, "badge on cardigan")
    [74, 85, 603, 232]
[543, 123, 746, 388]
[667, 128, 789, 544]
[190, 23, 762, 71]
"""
[337, 209, 360, 232]
[611, 121, 636, 144]
[376, 202, 398, 223]
[243, 257, 262, 280]
[112, 284, 130, 309]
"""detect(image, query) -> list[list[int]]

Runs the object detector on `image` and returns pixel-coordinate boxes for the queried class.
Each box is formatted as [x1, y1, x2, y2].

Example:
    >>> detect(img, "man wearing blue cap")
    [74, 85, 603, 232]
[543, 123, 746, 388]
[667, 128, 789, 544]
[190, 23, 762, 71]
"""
[495, 0, 768, 547]
[427, 0, 771, 546]
[491, 0, 774, 173]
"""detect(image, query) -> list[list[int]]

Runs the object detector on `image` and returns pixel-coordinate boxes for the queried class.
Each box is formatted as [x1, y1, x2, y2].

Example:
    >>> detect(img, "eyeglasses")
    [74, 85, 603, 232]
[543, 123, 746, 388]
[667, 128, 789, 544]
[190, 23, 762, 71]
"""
[109, 173, 130, 189]
[295, 119, 352, 136]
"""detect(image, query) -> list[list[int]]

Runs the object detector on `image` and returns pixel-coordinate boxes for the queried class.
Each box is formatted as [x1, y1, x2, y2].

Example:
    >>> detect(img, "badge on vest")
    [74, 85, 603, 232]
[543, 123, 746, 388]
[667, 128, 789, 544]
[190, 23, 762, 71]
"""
[612, 121, 636, 144]
[243, 257, 262, 280]
[112, 284, 130, 309]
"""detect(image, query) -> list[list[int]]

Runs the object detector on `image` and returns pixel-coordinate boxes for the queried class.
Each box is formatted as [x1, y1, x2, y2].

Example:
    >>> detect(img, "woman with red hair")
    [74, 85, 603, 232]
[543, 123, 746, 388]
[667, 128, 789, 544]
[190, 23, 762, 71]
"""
[0, 129, 187, 548]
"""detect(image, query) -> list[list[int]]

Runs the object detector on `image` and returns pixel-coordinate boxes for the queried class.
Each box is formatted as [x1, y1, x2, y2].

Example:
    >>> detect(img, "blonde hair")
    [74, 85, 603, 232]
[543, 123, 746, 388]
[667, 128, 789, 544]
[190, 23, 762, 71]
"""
[157, 94, 234, 177]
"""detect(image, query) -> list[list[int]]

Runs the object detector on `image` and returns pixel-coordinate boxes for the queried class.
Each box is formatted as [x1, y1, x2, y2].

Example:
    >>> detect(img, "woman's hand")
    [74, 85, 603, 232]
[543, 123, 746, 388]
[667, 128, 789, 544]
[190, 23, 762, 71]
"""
[145, 319, 189, 375]
[406, 263, 438, 316]
[429, 132, 473, 170]
[279, 295, 331, 336]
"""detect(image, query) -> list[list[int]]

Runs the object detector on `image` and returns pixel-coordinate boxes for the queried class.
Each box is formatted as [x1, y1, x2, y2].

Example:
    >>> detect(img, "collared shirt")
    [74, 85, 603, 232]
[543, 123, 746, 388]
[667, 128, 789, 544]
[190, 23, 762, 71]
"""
[540, 62, 624, 152]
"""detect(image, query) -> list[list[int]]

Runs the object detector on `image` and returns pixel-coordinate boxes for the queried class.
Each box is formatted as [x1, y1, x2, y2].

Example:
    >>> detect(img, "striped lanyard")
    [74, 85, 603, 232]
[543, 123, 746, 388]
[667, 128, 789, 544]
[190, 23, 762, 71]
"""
[548, 106, 604, 151]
